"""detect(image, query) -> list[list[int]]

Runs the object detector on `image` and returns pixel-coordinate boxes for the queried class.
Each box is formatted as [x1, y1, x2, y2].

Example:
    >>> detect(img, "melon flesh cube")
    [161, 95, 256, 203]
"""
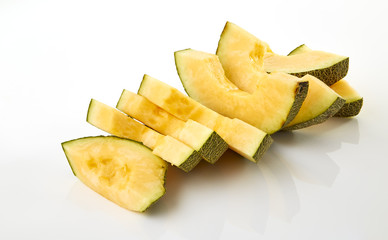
[116, 90, 228, 164]
[61, 136, 167, 212]
[138, 74, 273, 163]
[86, 99, 201, 172]
[216, 21, 344, 130]
[174, 49, 307, 134]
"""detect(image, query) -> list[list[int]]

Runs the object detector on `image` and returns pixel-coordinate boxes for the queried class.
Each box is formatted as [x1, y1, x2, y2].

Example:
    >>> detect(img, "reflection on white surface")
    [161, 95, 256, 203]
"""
[1, 0, 388, 239]
[64, 118, 361, 239]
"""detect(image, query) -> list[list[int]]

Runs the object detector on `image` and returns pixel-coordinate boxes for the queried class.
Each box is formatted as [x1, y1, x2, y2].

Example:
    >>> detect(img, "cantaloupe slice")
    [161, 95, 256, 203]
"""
[62, 136, 167, 212]
[174, 49, 308, 133]
[329, 79, 363, 117]
[87, 99, 202, 172]
[138, 74, 273, 163]
[288, 44, 363, 117]
[262, 36, 349, 86]
[216, 21, 345, 130]
[116, 90, 228, 164]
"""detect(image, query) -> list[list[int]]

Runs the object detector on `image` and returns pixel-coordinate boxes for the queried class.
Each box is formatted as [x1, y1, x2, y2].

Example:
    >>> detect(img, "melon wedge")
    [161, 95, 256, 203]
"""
[116, 90, 228, 164]
[138, 74, 273, 163]
[62, 136, 167, 212]
[330, 79, 363, 117]
[288, 44, 363, 117]
[87, 99, 202, 172]
[264, 45, 349, 86]
[174, 49, 308, 134]
[216, 21, 345, 130]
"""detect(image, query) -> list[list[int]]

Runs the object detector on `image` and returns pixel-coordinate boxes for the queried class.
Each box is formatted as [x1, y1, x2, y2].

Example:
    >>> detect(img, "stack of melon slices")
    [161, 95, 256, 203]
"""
[61, 21, 362, 212]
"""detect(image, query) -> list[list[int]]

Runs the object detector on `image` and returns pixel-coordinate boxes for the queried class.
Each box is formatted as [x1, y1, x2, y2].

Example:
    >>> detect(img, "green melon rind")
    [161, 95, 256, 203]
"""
[334, 98, 363, 117]
[62, 138, 83, 176]
[288, 44, 362, 117]
[287, 44, 309, 56]
[282, 81, 309, 127]
[252, 134, 273, 162]
[176, 150, 202, 172]
[198, 131, 229, 164]
[61, 135, 167, 212]
[287, 44, 349, 86]
[288, 57, 349, 86]
[282, 97, 346, 131]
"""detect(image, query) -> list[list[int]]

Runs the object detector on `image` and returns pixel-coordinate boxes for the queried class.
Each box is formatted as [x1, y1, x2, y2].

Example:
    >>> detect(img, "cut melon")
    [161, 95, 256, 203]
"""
[330, 80, 363, 117]
[116, 90, 228, 164]
[138, 74, 273, 162]
[174, 49, 308, 134]
[287, 44, 311, 56]
[282, 74, 345, 130]
[264, 47, 349, 86]
[86, 99, 201, 172]
[216, 21, 345, 130]
[288, 44, 363, 117]
[61, 136, 167, 212]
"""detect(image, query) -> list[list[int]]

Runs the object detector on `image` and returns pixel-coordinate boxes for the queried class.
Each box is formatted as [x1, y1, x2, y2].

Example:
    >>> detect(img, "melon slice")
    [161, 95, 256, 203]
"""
[264, 44, 349, 86]
[329, 79, 363, 117]
[216, 21, 345, 130]
[174, 49, 308, 134]
[62, 136, 167, 212]
[116, 90, 228, 164]
[138, 74, 273, 163]
[86, 99, 201, 172]
[288, 44, 363, 117]
[282, 75, 345, 130]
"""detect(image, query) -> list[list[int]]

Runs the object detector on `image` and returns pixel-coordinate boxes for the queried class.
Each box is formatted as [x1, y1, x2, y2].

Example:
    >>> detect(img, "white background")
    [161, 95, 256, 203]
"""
[1, 0, 388, 239]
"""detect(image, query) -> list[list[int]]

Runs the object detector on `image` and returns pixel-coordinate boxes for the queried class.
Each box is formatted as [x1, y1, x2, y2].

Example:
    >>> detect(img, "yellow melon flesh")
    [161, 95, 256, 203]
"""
[116, 90, 228, 164]
[175, 49, 308, 134]
[138, 74, 273, 163]
[330, 79, 363, 117]
[287, 44, 363, 117]
[86, 99, 202, 172]
[62, 136, 167, 212]
[216, 21, 345, 130]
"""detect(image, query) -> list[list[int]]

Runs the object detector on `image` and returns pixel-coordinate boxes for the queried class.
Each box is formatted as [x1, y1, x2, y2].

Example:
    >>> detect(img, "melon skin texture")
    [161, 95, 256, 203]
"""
[330, 79, 363, 117]
[174, 48, 308, 134]
[263, 45, 349, 86]
[138, 74, 273, 163]
[62, 136, 167, 212]
[116, 90, 228, 164]
[86, 99, 202, 172]
[215, 21, 345, 130]
[288, 44, 363, 117]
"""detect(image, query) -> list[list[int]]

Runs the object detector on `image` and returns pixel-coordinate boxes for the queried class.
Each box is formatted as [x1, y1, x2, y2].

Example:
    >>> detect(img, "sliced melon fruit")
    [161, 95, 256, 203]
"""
[116, 90, 228, 164]
[138, 74, 273, 163]
[288, 44, 363, 117]
[282, 75, 345, 130]
[86, 99, 201, 172]
[174, 49, 308, 134]
[287, 44, 311, 56]
[330, 79, 363, 117]
[62, 136, 167, 212]
[264, 46, 349, 86]
[215, 21, 345, 130]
